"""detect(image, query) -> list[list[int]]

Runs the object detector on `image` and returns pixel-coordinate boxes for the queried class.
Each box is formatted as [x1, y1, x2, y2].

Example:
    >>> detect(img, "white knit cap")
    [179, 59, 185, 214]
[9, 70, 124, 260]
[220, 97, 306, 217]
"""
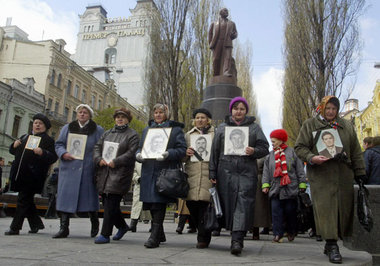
[76, 104, 94, 117]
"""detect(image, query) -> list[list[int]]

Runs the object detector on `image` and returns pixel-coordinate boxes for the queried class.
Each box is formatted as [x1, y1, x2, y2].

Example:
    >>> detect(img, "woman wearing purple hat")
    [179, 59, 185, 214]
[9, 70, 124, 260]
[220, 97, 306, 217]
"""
[209, 96, 269, 255]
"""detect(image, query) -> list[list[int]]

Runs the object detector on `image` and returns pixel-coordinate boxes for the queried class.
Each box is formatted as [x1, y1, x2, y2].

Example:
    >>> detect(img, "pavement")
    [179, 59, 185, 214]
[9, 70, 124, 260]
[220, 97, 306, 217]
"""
[0, 217, 373, 265]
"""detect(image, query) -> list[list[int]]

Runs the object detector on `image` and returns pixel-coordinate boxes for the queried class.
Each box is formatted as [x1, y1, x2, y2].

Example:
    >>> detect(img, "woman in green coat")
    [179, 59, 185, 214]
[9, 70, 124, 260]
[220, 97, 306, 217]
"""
[295, 96, 366, 264]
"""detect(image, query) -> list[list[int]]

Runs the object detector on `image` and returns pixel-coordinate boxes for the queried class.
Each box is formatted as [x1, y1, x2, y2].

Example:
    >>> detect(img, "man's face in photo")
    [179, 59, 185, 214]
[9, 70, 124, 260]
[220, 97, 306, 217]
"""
[151, 135, 165, 153]
[231, 132, 244, 149]
[195, 138, 207, 153]
[322, 133, 335, 148]
[73, 140, 80, 149]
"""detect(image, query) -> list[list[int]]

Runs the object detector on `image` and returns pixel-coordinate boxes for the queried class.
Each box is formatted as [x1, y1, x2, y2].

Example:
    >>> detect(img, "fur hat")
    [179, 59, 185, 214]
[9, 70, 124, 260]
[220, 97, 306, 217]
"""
[33, 113, 51, 130]
[229, 96, 249, 113]
[75, 104, 94, 117]
[113, 107, 133, 122]
[192, 108, 212, 119]
[270, 129, 288, 142]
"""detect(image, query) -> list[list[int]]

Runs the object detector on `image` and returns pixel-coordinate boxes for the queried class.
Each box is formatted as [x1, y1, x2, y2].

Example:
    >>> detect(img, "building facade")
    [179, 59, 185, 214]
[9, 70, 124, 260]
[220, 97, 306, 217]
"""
[72, 0, 154, 109]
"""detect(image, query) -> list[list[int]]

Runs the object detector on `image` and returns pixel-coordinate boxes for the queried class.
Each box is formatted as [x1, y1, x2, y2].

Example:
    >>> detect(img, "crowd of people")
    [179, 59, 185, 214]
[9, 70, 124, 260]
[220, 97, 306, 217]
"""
[1, 95, 377, 264]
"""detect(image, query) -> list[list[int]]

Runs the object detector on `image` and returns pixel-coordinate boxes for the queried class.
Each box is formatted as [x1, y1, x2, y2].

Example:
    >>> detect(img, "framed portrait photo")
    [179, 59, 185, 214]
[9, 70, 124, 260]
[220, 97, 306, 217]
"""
[313, 129, 343, 159]
[25, 135, 41, 150]
[67, 133, 87, 160]
[102, 141, 119, 163]
[142, 128, 172, 159]
[190, 134, 212, 162]
[224, 126, 249, 156]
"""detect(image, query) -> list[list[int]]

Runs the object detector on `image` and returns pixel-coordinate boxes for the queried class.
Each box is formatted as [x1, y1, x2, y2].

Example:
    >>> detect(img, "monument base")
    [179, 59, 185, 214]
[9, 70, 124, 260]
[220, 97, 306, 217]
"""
[201, 83, 241, 125]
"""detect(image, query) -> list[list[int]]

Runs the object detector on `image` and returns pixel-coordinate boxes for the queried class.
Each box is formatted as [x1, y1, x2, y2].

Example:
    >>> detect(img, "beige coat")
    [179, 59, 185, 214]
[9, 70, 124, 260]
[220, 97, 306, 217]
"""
[184, 126, 215, 202]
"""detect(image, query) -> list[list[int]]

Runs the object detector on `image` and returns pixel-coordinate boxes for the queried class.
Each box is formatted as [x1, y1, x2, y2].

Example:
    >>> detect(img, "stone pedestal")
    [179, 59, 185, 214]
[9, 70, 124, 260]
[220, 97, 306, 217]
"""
[343, 185, 380, 264]
[201, 82, 241, 125]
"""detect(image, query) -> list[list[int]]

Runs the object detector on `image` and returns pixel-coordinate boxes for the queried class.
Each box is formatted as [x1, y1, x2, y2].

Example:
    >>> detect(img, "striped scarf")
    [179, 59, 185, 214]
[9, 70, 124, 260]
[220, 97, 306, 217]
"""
[273, 143, 291, 186]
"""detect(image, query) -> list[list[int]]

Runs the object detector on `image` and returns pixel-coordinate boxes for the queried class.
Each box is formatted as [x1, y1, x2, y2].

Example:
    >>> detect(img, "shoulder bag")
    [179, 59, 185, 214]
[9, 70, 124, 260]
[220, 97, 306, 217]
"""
[156, 163, 189, 198]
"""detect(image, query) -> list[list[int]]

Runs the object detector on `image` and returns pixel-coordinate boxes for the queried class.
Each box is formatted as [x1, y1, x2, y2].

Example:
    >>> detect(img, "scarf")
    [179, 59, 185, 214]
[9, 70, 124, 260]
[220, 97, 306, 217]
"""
[316, 95, 340, 129]
[273, 143, 291, 186]
[115, 124, 128, 131]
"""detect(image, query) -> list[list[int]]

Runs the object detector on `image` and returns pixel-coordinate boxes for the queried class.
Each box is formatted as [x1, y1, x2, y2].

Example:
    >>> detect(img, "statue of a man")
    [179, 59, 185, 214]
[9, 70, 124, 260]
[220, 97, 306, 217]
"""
[208, 8, 238, 77]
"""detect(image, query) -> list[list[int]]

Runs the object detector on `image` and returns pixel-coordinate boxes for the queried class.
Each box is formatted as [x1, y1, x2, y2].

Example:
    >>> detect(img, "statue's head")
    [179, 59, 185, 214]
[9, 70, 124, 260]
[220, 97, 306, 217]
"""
[220, 8, 228, 18]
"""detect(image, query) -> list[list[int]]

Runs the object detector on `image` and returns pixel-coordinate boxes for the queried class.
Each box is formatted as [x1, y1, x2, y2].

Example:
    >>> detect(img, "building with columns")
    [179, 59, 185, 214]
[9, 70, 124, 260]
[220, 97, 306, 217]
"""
[72, 0, 155, 109]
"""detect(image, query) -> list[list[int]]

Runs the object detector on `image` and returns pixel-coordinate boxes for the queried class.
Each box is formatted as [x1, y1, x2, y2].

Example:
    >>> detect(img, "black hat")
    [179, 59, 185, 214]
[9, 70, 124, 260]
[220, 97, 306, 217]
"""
[192, 108, 212, 119]
[33, 113, 51, 129]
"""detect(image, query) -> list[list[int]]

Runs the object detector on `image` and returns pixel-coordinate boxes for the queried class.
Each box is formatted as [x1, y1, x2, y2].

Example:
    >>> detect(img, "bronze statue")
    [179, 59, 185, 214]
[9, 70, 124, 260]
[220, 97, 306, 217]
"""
[208, 8, 238, 77]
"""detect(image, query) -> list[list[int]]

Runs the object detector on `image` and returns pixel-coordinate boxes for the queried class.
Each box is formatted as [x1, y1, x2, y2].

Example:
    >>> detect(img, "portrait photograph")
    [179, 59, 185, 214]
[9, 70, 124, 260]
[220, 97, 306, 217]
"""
[67, 133, 87, 160]
[224, 126, 249, 156]
[190, 134, 212, 162]
[102, 141, 119, 163]
[314, 129, 343, 159]
[142, 128, 172, 159]
[25, 135, 41, 150]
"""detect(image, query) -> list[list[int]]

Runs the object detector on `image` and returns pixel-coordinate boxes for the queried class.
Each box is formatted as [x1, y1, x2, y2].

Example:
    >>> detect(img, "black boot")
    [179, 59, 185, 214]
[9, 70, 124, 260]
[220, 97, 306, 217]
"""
[89, 212, 99, 237]
[176, 215, 187, 234]
[144, 223, 161, 248]
[130, 219, 138, 233]
[231, 241, 243, 255]
[52, 212, 70, 238]
[324, 240, 342, 264]
[160, 224, 166, 243]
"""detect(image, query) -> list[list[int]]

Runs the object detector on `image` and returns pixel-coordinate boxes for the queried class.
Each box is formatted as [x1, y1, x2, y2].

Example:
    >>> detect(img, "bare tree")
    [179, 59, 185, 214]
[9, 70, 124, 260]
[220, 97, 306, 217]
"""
[282, 0, 365, 143]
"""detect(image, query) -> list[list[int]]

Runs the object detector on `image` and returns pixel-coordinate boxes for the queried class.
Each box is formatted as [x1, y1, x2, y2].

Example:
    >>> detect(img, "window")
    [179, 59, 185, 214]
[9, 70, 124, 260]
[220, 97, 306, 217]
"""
[91, 95, 96, 108]
[74, 85, 80, 98]
[81, 90, 86, 102]
[54, 102, 59, 113]
[72, 111, 77, 122]
[104, 48, 117, 64]
[98, 99, 102, 110]
[47, 98, 53, 110]
[64, 107, 69, 119]
[57, 74, 62, 88]
[66, 80, 72, 96]
[50, 70, 56, 85]
[12, 115, 21, 138]
[28, 120, 33, 133]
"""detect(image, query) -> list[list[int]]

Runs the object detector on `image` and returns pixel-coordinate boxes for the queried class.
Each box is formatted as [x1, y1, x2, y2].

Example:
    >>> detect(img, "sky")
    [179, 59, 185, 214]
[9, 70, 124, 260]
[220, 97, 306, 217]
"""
[1, 0, 379, 140]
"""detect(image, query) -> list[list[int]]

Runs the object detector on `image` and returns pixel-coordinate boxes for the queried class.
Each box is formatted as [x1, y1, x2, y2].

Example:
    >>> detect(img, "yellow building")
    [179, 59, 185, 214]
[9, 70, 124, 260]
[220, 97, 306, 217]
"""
[0, 25, 147, 139]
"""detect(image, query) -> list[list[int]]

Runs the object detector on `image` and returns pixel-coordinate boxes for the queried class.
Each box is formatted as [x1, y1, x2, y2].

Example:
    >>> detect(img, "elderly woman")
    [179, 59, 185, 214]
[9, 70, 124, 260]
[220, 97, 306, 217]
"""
[136, 103, 187, 248]
[5, 113, 58, 235]
[93, 108, 139, 244]
[209, 96, 269, 255]
[53, 104, 104, 239]
[262, 129, 306, 243]
[295, 96, 366, 264]
[184, 108, 215, 248]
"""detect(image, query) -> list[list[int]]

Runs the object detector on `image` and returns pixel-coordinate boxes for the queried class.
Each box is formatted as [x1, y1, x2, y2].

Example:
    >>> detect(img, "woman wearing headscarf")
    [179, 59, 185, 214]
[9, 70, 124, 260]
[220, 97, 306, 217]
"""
[295, 96, 366, 264]
[209, 96, 269, 255]
[93, 108, 139, 244]
[262, 129, 306, 243]
[53, 104, 104, 239]
[5, 113, 58, 235]
[183, 108, 214, 248]
[136, 103, 187, 248]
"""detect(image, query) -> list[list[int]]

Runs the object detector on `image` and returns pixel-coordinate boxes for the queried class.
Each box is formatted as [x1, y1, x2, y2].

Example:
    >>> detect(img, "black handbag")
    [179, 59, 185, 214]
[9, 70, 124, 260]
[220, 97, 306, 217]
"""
[357, 181, 373, 232]
[155, 164, 189, 198]
[203, 202, 219, 232]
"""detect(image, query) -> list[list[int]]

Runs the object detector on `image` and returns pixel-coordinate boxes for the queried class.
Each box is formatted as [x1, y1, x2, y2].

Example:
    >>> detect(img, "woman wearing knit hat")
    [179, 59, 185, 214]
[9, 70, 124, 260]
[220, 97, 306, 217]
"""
[295, 96, 366, 264]
[209, 96, 269, 255]
[5, 113, 58, 236]
[53, 104, 104, 239]
[262, 129, 306, 243]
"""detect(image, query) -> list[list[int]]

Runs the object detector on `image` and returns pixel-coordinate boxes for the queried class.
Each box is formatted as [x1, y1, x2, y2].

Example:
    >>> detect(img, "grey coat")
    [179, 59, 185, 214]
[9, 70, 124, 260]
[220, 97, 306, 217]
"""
[93, 125, 139, 195]
[262, 147, 306, 200]
[209, 116, 269, 231]
[55, 120, 104, 213]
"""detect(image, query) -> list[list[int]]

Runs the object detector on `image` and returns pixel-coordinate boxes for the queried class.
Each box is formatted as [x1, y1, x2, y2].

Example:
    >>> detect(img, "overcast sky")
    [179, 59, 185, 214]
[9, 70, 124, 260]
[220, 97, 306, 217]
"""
[1, 0, 379, 140]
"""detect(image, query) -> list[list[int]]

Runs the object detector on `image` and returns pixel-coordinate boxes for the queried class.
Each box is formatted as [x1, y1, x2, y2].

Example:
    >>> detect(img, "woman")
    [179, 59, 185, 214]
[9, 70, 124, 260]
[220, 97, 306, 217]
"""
[54, 104, 104, 238]
[136, 103, 186, 248]
[295, 96, 366, 264]
[92, 108, 139, 243]
[184, 108, 215, 248]
[209, 96, 269, 255]
[5, 113, 58, 235]
[262, 129, 306, 243]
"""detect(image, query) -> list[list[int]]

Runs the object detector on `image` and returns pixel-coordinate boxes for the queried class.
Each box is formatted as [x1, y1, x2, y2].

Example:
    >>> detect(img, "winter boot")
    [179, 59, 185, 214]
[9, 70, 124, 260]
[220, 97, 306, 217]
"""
[176, 215, 187, 234]
[129, 219, 138, 233]
[52, 212, 70, 238]
[144, 223, 161, 248]
[89, 211, 99, 237]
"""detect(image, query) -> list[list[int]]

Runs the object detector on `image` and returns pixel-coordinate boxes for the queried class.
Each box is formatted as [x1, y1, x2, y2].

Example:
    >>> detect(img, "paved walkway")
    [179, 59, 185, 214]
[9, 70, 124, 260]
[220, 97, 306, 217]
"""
[0, 217, 372, 265]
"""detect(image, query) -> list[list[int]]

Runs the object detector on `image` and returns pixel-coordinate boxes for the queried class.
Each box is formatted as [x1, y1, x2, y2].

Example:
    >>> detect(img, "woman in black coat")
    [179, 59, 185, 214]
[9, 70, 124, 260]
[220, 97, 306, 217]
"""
[4, 113, 58, 235]
[93, 108, 139, 244]
[136, 103, 187, 248]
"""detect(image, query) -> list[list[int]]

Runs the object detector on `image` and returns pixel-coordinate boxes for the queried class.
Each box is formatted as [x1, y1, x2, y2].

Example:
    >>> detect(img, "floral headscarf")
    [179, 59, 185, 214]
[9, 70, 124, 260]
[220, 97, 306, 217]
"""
[316, 95, 340, 129]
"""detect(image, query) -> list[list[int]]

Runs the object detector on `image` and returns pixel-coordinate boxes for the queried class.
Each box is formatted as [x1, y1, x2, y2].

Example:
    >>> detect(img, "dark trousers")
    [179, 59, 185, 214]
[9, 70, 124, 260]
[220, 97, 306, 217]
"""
[271, 197, 297, 237]
[100, 194, 127, 237]
[231, 231, 246, 244]
[186, 200, 212, 243]
[149, 203, 166, 224]
[10, 191, 43, 230]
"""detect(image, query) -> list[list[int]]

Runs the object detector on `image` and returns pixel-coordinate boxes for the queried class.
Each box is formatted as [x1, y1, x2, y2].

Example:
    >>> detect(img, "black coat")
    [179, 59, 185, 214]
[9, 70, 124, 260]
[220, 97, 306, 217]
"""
[10, 132, 58, 194]
[364, 146, 380, 185]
